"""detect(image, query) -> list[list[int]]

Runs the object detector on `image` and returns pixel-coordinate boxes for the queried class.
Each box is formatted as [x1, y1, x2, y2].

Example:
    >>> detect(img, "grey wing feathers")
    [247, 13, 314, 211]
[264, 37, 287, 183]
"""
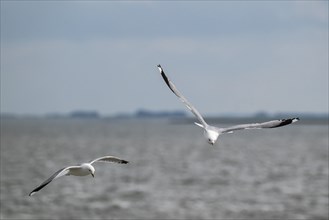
[221, 118, 300, 134]
[157, 65, 208, 127]
[89, 156, 129, 165]
[29, 167, 70, 196]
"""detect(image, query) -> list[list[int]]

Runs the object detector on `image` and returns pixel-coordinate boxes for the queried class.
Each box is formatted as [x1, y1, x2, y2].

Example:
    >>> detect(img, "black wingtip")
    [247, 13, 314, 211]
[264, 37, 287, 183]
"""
[290, 117, 300, 123]
[275, 118, 299, 128]
[157, 66, 170, 86]
[157, 64, 163, 73]
[121, 160, 129, 164]
[158, 65, 179, 96]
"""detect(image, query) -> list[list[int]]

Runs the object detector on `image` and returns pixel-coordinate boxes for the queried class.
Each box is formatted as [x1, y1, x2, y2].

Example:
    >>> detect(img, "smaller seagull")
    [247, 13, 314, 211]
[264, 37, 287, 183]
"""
[157, 64, 300, 146]
[29, 156, 129, 196]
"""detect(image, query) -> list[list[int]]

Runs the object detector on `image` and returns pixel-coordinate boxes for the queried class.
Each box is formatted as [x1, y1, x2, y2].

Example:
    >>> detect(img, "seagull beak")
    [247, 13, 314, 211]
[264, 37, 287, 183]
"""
[91, 173, 94, 178]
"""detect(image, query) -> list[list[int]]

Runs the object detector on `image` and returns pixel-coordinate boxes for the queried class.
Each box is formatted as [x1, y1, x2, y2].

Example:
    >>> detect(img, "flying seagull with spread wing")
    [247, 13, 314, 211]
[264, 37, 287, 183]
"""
[29, 156, 128, 196]
[157, 64, 299, 145]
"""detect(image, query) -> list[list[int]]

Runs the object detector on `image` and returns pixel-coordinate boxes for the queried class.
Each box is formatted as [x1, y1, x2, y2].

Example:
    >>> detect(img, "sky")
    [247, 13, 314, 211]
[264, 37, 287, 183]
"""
[1, 1, 328, 116]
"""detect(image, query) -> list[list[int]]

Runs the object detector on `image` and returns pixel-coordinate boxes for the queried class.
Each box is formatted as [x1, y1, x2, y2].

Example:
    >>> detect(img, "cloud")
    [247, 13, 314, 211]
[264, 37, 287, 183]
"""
[1, 1, 328, 114]
[2, 1, 327, 42]
[2, 24, 327, 115]
[291, 1, 328, 23]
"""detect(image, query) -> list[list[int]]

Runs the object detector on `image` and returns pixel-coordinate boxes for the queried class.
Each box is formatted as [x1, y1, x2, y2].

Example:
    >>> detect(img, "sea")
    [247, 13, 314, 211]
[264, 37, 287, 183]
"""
[1, 118, 328, 219]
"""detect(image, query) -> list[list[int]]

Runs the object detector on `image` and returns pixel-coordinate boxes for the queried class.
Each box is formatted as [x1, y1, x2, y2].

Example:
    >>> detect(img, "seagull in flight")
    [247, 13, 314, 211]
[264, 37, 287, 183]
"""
[157, 64, 299, 146]
[29, 156, 129, 196]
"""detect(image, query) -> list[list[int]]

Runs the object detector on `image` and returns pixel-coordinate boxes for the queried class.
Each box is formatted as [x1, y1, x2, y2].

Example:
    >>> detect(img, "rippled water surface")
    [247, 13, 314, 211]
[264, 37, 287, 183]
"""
[1, 118, 328, 219]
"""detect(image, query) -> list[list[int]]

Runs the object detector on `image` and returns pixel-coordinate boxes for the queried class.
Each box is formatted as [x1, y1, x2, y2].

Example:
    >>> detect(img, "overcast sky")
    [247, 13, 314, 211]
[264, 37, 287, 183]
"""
[1, 1, 328, 116]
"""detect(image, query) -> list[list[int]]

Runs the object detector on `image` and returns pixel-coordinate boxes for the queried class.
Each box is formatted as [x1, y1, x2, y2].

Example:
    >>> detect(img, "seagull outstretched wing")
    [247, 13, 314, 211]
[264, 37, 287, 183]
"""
[157, 64, 208, 128]
[89, 156, 129, 165]
[29, 166, 80, 196]
[220, 118, 300, 134]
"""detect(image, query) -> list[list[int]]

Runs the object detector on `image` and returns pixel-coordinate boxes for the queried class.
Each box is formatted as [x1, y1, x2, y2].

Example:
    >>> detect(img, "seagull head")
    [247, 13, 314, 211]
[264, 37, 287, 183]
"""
[84, 164, 95, 178]
[205, 129, 219, 146]
[208, 139, 215, 145]
[90, 167, 95, 178]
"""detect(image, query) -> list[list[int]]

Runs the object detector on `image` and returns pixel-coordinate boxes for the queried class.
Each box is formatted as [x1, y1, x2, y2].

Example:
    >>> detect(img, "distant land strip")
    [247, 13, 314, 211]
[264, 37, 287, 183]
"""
[1, 110, 328, 125]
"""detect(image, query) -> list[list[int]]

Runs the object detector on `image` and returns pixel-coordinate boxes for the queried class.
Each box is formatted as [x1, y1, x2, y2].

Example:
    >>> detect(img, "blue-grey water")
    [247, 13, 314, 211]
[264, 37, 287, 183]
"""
[1, 118, 328, 219]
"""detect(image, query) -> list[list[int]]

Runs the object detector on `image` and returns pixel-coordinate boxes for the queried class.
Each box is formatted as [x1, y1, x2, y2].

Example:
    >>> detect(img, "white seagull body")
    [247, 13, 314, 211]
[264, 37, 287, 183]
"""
[157, 64, 299, 145]
[29, 156, 129, 196]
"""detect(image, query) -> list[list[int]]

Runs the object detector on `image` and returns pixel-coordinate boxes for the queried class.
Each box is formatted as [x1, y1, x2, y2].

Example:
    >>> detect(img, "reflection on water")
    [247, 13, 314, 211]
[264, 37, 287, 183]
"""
[1, 118, 328, 219]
